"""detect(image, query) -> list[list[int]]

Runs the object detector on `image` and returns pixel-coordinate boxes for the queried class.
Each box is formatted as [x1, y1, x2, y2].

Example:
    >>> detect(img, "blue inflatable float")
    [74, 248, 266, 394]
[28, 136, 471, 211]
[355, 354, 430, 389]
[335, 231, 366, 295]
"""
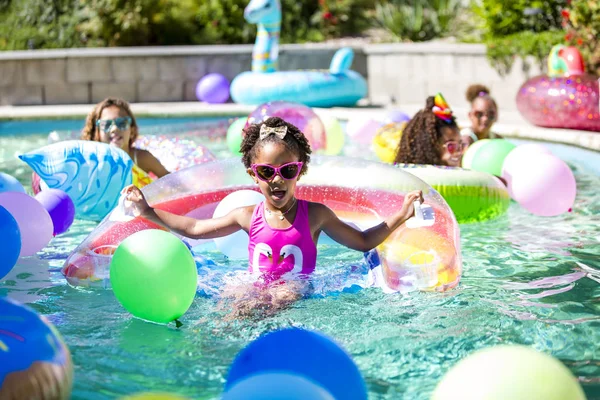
[230, 0, 367, 107]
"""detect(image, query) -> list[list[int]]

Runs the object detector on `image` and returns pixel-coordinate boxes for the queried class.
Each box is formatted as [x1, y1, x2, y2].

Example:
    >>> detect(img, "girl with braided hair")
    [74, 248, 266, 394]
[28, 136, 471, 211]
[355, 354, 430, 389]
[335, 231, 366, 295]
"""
[122, 116, 422, 317]
[394, 94, 464, 167]
[461, 84, 501, 145]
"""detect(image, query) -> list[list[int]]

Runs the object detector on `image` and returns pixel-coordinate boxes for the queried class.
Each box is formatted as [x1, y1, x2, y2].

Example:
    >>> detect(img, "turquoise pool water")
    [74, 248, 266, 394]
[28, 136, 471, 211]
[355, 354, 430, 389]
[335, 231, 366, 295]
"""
[1, 118, 599, 400]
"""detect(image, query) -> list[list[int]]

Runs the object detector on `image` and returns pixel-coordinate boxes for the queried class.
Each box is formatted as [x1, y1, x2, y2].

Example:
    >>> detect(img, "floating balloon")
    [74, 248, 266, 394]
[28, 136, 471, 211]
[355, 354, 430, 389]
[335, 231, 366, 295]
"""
[120, 393, 190, 400]
[432, 345, 586, 400]
[346, 116, 382, 145]
[384, 109, 411, 124]
[506, 153, 576, 216]
[223, 373, 334, 400]
[35, 189, 75, 236]
[110, 230, 198, 323]
[501, 143, 552, 190]
[213, 190, 265, 259]
[372, 122, 405, 163]
[0, 297, 73, 399]
[0, 191, 53, 257]
[0, 172, 25, 194]
[0, 205, 21, 279]
[196, 73, 231, 104]
[226, 328, 367, 400]
[320, 115, 345, 156]
[462, 139, 516, 176]
[246, 101, 327, 151]
[19, 141, 133, 221]
[227, 118, 248, 155]
[134, 135, 216, 172]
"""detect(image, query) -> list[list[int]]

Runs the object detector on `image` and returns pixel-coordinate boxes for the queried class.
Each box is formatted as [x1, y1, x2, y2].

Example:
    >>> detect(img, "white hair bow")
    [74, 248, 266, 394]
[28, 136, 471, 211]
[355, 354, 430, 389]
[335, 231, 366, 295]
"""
[259, 125, 287, 140]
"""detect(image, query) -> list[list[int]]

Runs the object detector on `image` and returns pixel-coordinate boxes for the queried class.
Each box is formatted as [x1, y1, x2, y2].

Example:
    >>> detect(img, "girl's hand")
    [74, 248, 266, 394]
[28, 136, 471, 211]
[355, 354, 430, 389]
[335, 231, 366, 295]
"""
[121, 185, 150, 216]
[400, 190, 424, 221]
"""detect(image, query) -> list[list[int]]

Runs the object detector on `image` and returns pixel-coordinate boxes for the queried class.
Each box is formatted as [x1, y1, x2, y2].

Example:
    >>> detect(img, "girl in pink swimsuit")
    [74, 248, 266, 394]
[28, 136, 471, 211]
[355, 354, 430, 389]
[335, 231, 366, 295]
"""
[124, 117, 423, 318]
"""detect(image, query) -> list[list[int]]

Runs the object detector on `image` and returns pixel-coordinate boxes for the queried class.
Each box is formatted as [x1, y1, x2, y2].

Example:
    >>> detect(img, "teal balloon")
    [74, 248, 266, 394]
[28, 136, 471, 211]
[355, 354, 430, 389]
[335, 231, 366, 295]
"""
[227, 118, 247, 155]
[470, 139, 517, 176]
[0, 205, 21, 279]
[110, 230, 198, 324]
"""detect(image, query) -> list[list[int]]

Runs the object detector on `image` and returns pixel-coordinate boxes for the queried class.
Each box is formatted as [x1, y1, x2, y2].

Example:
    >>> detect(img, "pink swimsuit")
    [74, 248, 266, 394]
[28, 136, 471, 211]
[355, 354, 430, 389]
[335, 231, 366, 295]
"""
[248, 200, 317, 276]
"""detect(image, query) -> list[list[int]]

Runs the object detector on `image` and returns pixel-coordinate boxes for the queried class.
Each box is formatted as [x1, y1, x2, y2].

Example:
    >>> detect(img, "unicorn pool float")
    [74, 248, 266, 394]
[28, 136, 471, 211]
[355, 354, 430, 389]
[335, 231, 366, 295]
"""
[62, 157, 462, 294]
[230, 0, 367, 107]
[516, 44, 599, 132]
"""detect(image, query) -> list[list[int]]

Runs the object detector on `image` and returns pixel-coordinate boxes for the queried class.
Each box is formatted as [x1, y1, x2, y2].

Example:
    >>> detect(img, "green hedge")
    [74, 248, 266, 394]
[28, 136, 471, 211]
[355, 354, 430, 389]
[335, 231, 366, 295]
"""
[0, 0, 373, 50]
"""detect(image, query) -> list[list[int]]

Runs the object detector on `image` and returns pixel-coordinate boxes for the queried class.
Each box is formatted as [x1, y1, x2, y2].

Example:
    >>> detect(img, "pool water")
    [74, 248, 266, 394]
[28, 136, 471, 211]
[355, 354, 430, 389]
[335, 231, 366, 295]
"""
[1, 118, 599, 400]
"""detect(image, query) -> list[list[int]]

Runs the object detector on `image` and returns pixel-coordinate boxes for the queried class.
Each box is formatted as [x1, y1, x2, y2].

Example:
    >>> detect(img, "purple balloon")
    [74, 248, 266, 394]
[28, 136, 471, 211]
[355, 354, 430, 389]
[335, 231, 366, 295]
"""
[35, 189, 75, 236]
[196, 73, 231, 104]
[384, 109, 411, 124]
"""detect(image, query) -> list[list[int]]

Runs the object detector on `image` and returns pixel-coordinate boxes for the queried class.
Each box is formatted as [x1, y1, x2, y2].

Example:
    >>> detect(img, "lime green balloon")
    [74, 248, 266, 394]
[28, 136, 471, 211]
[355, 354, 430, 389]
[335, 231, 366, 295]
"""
[321, 115, 345, 155]
[227, 118, 247, 155]
[462, 139, 490, 170]
[469, 139, 517, 176]
[110, 230, 197, 324]
[432, 345, 586, 400]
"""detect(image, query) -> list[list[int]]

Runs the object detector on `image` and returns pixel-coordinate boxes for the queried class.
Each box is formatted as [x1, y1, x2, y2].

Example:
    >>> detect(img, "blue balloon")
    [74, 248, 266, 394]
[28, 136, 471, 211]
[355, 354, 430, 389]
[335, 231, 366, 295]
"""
[385, 109, 411, 124]
[226, 328, 367, 400]
[0, 205, 21, 279]
[0, 297, 73, 397]
[0, 172, 25, 194]
[19, 140, 133, 221]
[223, 372, 335, 400]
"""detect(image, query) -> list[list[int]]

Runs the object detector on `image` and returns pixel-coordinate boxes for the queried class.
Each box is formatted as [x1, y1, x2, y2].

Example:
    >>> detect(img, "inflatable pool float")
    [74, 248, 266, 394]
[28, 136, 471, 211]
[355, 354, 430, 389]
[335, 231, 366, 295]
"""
[62, 157, 462, 294]
[229, 0, 367, 107]
[0, 297, 73, 399]
[21, 138, 216, 221]
[398, 164, 509, 224]
[516, 45, 599, 132]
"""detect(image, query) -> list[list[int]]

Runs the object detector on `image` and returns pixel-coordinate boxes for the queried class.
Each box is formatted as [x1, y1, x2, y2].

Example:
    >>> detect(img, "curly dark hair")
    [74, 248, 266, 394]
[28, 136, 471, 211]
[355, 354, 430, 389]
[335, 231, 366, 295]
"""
[81, 97, 139, 147]
[240, 116, 312, 176]
[466, 84, 497, 109]
[394, 96, 459, 165]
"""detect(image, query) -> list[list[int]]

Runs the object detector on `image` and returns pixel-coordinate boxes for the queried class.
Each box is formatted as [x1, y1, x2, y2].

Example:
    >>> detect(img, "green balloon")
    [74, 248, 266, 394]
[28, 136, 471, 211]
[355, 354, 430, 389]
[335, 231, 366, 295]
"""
[110, 230, 197, 324]
[462, 139, 490, 170]
[227, 118, 247, 155]
[470, 139, 516, 176]
[321, 115, 345, 155]
[433, 345, 586, 400]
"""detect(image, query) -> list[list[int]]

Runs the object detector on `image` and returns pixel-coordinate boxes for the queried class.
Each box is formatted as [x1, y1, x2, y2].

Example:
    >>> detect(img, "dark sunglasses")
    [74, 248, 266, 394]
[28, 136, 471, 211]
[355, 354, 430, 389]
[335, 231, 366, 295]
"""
[96, 117, 132, 133]
[443, 141, 465, 155]
[473, 111, 496, 120]
[251, 162, 303, 182]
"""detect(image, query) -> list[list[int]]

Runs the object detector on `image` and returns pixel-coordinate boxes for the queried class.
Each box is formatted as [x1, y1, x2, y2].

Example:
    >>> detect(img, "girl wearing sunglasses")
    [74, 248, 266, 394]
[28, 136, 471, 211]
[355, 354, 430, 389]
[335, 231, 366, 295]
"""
[81, 97, 169, 186]
[461, 84, 501, 145]
[123, 117, 423, 317]
[394, 93, 465, 167]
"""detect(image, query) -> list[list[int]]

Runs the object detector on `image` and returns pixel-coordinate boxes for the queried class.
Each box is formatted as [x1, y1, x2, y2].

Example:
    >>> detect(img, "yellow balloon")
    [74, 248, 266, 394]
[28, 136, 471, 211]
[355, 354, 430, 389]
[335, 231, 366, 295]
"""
[321, 115, 345, 155]
[372, 122, 405, 163]
[120, 393, 190, 400]
[433, 345, 587, 400]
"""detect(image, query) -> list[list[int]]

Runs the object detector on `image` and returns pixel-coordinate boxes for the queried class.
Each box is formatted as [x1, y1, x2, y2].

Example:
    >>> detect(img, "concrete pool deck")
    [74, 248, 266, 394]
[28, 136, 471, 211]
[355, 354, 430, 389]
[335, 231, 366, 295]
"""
[0, 102, 598, 152]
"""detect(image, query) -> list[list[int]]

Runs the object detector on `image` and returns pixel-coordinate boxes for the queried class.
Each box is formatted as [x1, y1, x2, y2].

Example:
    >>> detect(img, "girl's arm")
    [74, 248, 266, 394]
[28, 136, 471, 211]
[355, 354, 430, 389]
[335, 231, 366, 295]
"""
[123, 185, 252, 239]
[137, 149, 170, 178]
[314, 190, 423, 252]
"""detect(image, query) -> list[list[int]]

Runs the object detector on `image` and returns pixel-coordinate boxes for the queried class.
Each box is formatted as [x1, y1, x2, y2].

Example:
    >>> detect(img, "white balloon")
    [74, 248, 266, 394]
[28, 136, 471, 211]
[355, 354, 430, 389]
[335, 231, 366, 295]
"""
[213, 190, 265, 259]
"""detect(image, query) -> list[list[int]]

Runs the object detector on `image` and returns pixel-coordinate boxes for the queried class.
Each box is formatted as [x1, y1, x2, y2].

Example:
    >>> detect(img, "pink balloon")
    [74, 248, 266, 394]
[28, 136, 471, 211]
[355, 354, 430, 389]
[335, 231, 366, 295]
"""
[0, 192, 53, 257]
[501, 144, 552, 196]
[508, 153, 576, 216]
[346, 117, 382, 145]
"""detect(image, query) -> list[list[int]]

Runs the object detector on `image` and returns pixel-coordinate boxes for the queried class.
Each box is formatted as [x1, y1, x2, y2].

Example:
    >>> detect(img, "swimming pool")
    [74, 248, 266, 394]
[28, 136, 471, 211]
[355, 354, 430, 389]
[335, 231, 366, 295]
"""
[1, 118, 599, 399]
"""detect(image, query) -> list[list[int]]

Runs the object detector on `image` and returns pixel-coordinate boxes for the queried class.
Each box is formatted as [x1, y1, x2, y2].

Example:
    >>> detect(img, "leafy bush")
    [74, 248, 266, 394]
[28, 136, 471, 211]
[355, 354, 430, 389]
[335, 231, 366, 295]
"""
[475, 0, 568, 75]
[0, 0, 374, 50]
[563, 0, 600, 75]
[374, 0, 463, 42]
